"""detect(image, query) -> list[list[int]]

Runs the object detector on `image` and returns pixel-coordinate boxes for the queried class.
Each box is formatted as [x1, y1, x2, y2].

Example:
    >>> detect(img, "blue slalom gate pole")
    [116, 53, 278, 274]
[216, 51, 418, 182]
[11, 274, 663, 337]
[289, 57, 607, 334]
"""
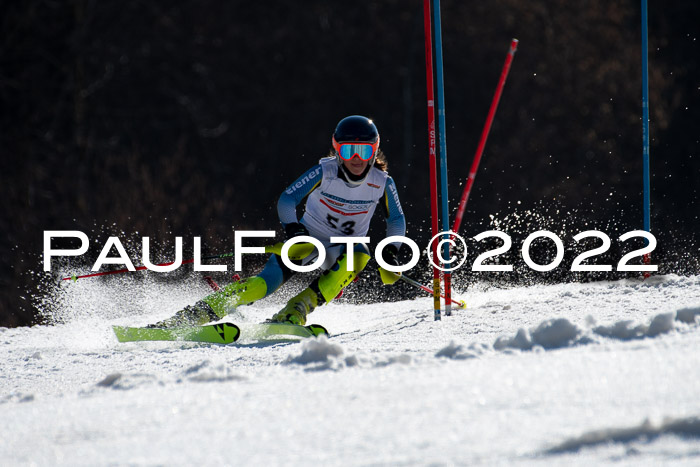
[641, 0, 651, 235]
[641, 0, 652, 272]
[432, 0, 452, 316]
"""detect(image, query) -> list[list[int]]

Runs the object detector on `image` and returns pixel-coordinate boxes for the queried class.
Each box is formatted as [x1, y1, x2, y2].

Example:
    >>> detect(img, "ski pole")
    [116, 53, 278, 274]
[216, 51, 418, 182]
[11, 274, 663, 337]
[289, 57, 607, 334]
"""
[452, 38, 518, 235]
[399, 274, 466, 309]
[61, 242, 315, 281]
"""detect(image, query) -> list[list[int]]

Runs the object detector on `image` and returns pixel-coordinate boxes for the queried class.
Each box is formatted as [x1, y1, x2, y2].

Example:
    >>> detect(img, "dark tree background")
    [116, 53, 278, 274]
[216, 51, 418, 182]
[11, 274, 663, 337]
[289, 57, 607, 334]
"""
[2, 0, 698, 326]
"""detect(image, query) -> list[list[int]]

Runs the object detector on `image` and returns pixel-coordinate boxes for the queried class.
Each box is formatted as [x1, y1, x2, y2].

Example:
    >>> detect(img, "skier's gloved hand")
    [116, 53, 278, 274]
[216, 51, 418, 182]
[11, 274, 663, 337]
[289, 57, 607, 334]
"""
[284, 222, 309, 240]
[378, 243, 402, 285]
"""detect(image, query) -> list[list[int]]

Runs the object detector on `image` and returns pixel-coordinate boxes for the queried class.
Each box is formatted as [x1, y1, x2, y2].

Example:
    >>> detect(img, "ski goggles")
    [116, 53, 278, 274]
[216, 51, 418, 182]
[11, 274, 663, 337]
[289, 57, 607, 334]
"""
[334, 141, 379, 161]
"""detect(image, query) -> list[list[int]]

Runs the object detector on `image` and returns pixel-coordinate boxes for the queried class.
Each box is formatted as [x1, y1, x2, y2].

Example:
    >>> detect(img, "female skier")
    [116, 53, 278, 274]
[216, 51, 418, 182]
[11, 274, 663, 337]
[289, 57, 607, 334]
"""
[152, 115, 406, 327]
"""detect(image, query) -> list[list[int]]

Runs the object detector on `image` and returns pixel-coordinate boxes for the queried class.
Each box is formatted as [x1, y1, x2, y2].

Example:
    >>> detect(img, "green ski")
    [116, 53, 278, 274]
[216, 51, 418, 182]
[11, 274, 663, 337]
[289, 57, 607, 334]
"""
[237, 322, 329, 340]
[113, 323, 240, 344]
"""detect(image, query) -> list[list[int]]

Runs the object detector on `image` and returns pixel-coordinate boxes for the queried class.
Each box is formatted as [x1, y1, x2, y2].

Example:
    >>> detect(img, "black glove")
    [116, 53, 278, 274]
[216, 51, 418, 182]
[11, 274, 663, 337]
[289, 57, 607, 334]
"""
[383, 243, 401, 267]
[284, 222, 309, 240]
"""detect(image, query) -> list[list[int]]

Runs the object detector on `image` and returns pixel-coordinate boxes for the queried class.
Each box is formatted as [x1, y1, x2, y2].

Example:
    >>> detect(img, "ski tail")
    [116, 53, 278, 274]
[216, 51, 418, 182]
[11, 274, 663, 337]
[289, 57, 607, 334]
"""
[237, 322, 330, 340]
[306, 324, 329, 337]
[112, 323, 240, 344]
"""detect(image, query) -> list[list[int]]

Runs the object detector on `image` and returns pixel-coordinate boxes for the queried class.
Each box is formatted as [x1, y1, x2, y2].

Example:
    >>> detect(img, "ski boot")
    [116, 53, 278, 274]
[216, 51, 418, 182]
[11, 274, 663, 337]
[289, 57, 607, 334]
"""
[148, 276, 268, 328]
[147, 301, 219, 328]
[270, 287, 318, 326]
[269, 244, 371, 325]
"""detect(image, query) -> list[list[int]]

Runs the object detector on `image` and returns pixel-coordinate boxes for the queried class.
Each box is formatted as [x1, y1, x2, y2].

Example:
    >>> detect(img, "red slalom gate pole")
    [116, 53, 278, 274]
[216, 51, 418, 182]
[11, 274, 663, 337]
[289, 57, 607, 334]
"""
[453, 38, 518, 235]
[423, 0, 442, 321]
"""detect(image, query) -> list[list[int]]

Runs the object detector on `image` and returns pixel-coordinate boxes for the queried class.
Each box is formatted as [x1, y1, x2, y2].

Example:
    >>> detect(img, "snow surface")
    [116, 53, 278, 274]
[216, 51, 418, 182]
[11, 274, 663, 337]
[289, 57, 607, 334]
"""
[2, 274, 700, 465]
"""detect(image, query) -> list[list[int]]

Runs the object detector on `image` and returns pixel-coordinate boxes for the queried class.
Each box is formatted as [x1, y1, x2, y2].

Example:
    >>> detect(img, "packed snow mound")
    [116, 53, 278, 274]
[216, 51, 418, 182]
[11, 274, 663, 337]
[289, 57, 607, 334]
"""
[89, 360, 246, 392]
[284, 335, 344, 365]
[676, 306, 700, 324]
[495, 317, 581, 350]
[593, 312, 676, 339]
[95, 372, 159, 391]
[436, 306, 700, 356]
[181, 360, 247, 383]
[544, 415, 700, 454]
[435, 341, 489, 360]
[285, 335, 413, 371]
[496, 308, 700, 352]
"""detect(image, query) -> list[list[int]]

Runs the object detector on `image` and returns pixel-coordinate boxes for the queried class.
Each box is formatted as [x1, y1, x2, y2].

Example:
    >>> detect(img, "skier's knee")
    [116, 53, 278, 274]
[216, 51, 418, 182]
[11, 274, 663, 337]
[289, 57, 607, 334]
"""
[316, 247, 371, 303]
[202, 276, 268, 317]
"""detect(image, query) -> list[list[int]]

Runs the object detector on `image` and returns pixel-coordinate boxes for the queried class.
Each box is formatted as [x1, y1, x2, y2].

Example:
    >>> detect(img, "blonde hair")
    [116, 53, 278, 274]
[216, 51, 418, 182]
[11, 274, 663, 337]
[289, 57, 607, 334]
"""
[374, 149, 388, 171]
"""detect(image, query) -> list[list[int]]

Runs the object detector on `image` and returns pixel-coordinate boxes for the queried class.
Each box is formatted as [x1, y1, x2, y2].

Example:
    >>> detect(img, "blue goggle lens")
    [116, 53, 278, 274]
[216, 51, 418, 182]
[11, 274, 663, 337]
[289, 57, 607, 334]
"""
[339, 144, 374, 161]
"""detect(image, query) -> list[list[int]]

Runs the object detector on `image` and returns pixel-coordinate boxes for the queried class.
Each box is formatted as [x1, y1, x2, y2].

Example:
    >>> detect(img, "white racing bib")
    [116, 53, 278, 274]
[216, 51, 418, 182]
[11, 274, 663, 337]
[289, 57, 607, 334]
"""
[301, 157, 388, 243]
